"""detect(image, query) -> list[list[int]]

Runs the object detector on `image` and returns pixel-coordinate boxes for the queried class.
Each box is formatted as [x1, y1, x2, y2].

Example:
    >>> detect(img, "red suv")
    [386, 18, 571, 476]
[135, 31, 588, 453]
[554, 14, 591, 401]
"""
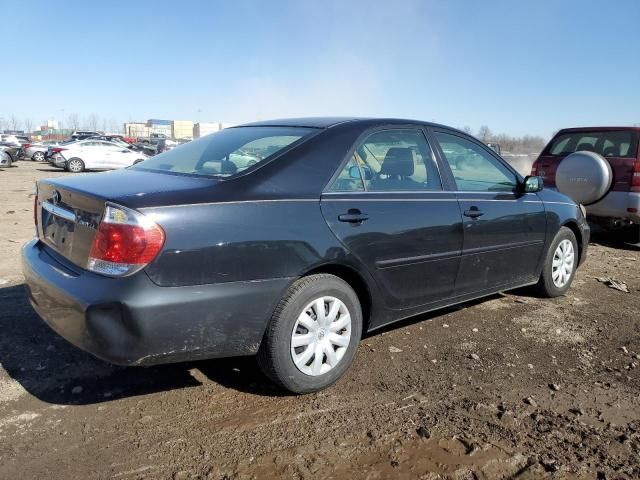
[532, 127, 640, 238]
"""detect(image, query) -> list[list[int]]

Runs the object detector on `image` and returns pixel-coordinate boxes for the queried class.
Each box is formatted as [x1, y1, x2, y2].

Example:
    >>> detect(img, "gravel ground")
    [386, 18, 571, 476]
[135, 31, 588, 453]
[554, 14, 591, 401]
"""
[0, 161, 639, 479]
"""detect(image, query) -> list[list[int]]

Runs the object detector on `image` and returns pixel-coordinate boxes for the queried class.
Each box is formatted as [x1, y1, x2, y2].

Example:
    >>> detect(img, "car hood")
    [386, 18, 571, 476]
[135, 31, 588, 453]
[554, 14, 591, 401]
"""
[40, 168, 225, 209]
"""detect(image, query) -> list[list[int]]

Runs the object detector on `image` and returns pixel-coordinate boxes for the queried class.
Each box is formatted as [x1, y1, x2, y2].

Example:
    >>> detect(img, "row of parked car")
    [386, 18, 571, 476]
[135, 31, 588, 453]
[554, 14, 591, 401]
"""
[0, 131, 185, 171]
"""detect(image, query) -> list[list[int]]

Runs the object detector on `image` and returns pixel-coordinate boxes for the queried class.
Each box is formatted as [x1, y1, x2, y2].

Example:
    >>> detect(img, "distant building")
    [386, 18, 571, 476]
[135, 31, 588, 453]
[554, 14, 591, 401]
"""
[172, 120, 194, 140]
[147, 119, 172, 137]
[124, 122, 151, 138]
[46, 119, 59, 129]
[31, 128, 71, 141]
[193, 122, 224, 138]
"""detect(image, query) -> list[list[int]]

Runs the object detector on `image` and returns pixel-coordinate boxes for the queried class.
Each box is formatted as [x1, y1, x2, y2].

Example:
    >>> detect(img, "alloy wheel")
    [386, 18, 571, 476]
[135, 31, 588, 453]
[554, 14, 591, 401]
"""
[68, 159, 83, 172]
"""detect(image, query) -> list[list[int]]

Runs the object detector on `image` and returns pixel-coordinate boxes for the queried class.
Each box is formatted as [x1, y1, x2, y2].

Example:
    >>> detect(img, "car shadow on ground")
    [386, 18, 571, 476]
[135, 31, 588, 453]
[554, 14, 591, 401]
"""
[589, 229, 640, 252]
[0, 284, 540, 405]
[0, 284, 289, 406]
[36, 168, 64, 173]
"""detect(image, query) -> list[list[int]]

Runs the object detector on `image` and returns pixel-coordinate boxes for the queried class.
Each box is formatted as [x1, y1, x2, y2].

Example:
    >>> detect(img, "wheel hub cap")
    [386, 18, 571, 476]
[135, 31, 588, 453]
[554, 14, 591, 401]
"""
[552, 239, 575, 288]
[290, 296, 352, 376]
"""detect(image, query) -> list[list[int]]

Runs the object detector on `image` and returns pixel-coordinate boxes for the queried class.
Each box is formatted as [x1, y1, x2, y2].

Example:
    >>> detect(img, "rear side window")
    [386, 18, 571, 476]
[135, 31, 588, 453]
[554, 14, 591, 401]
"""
[134, 126, 317, 178]
[349, 129, 441, 191]
[548, 130, 639, 158]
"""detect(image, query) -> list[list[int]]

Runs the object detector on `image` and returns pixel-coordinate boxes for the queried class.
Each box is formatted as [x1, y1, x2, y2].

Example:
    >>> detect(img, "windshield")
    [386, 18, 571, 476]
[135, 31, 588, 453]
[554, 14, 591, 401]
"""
[547, 130, 639, 158]
[133, 126, 317, 178]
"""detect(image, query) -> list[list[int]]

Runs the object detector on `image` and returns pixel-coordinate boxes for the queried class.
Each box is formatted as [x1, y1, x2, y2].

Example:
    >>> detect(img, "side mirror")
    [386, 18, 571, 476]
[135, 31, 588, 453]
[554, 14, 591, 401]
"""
[349, 165, 373, 180]
[522, 175, 543, 193]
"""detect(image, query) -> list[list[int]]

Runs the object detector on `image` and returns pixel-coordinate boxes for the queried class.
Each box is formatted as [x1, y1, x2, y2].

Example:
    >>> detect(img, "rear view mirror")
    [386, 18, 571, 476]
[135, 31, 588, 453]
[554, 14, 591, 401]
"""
[522, 175, 543, 193]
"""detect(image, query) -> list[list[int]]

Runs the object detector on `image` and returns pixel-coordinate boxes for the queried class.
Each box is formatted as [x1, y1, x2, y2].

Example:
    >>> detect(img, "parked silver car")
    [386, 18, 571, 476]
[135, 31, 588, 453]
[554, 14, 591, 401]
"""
[23, 140, 60, 161]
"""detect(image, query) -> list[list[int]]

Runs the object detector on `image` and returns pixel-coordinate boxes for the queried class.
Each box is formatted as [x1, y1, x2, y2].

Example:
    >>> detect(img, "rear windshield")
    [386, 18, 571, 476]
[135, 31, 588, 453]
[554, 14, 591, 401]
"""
[133, 126, 316, 178]
[546, 130, 639, 158]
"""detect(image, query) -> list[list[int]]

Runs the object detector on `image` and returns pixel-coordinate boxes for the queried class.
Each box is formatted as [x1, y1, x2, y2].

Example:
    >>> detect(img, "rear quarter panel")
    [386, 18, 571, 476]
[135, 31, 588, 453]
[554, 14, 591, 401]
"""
[142, 200, 350, 287]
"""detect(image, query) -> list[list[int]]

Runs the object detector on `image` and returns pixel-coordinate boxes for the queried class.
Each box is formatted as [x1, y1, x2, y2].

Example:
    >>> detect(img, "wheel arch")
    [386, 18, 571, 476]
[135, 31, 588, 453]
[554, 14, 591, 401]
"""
[561, 220, 583, 262]
[300, 262, 374, 333]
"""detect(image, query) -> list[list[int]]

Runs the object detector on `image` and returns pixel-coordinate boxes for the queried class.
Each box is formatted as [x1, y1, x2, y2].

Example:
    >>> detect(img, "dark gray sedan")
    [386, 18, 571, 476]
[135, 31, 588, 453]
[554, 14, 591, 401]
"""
[22, 117, 589, 393]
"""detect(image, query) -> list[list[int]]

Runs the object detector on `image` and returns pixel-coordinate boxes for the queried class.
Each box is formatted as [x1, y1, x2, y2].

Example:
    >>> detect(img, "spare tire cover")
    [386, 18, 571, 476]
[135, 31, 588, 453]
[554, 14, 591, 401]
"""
[555, 151, 612, 205]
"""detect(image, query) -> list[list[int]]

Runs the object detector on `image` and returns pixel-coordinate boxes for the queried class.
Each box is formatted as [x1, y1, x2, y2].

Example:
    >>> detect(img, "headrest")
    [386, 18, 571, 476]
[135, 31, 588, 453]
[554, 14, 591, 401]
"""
[380, 147, 414, 177]
[602, 146, 618, 156]
[576, 142, 595, 152]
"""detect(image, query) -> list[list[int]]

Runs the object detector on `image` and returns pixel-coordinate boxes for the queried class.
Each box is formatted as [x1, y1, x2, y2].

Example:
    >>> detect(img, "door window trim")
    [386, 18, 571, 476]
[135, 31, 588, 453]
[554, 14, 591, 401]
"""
[323, 124, 445, 194]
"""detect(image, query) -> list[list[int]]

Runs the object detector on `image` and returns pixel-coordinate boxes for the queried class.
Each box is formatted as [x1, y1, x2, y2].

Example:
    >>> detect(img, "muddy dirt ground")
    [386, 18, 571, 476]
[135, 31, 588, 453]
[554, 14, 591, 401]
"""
[0, 161, 639, 479]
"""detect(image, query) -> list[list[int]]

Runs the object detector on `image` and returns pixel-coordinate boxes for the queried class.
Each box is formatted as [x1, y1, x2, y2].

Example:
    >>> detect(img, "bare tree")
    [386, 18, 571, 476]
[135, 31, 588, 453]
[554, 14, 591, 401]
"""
[9, 115, 21, 131]
[477, 125, 492, 143]
[87, 113, 100, 131]
[101, 119, 108, 133]
[67, 113, 80, 131]
[109, 118, 120, 133]
[461, 125, 472, 135]
[0, 117, 5, 132]
[24, 118, 33, 134]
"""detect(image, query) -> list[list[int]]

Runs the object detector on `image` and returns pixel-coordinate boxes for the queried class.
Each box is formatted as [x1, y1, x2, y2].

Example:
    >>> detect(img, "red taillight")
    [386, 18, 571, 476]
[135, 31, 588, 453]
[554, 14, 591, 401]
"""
[33, 194, 38, 226]
[87, 204, 165, 277]
[52, 147, 66, 153]
[24, 143, 31, 149]
[631, 159, 640, 193]
[530, 159, 539, 176]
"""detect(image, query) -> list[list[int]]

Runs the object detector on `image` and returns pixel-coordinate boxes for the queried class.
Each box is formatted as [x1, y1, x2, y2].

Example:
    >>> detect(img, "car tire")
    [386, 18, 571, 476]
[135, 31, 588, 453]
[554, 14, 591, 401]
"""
[33, 151, 45, 162]
[535, 226, 578, 298]
[257, 274, 363, 394]
[67, 158, 85, 173]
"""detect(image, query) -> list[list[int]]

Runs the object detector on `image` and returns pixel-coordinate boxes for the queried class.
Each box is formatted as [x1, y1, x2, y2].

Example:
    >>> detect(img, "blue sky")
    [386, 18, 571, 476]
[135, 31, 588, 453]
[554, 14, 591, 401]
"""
[2, 0, 639, 138]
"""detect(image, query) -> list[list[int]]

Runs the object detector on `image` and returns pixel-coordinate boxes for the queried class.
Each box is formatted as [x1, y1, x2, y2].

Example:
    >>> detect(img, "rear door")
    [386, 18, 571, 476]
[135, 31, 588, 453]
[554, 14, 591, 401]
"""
[321, 127, 464, 314]
[432, 130, 547, 294]
[73, 141, 105, 168]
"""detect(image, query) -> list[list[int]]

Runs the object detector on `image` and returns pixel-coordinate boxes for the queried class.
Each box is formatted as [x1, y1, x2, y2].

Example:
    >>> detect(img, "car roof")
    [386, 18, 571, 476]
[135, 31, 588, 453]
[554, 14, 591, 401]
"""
[557, 126, 640, 134]
[234, 116, 460, 130]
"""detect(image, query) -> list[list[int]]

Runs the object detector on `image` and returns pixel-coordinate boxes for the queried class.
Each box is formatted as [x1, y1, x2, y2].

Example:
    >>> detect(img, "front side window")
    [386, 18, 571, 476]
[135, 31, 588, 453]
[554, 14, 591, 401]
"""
[351, 129, 441, 191]
[134, 126, 317, 178]
[435, 132, 517, 192]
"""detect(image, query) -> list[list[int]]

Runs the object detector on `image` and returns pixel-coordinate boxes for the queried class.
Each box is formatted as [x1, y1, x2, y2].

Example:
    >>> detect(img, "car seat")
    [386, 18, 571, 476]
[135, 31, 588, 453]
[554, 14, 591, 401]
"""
[369, 147, 419, 190]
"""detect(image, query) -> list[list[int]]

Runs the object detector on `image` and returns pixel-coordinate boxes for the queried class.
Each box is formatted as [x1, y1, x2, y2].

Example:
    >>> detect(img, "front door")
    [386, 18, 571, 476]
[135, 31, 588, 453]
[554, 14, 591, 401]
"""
[432, 130, 547, 295]
[321, 127, 464, 314]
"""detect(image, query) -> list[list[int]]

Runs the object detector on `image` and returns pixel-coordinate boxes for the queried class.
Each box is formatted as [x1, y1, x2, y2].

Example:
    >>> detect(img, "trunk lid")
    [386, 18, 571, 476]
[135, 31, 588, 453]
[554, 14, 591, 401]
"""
[36, 182, 106, 269]
[36, 169, 220, 269]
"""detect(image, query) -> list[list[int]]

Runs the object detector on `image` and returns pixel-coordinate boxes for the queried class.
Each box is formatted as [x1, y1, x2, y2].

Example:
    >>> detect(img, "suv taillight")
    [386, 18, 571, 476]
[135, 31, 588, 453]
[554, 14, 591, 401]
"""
[87, 204, 165, 277]
[530, 158, 539, 176]
[632, 159, 640, 193]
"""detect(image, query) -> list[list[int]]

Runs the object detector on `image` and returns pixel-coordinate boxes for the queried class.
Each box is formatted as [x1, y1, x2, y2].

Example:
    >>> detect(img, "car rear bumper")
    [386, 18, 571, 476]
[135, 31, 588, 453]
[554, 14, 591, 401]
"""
[22, 239, 290, 366]
[586, 191, 640, 223]
[48, 154, 67, 168]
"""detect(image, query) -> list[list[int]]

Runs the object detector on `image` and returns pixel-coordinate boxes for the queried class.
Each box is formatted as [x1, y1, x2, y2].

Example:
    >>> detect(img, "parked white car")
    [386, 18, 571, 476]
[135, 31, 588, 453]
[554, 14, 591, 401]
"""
[56, 140, 148, 172]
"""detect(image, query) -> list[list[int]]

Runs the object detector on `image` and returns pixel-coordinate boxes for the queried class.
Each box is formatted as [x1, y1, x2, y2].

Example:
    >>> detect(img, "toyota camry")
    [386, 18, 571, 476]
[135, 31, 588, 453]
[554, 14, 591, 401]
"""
[22, 117, 589, 393]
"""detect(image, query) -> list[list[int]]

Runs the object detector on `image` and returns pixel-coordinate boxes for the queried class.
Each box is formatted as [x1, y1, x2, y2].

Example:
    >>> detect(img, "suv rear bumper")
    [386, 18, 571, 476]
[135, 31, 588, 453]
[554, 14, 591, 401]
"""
[22, 239, 290, 366]
[586, 191, 640, 223]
